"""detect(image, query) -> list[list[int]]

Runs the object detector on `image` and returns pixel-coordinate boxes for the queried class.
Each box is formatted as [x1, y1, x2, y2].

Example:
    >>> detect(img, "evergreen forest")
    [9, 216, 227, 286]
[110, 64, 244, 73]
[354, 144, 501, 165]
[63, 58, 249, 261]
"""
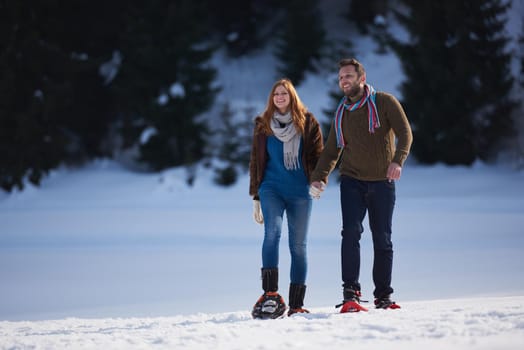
[1, 0, 522, 191]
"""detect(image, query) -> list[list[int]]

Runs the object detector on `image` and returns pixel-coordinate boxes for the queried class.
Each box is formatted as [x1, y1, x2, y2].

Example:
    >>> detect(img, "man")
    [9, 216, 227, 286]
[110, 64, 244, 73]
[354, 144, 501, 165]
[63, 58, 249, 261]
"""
[309, 58, 412, 312]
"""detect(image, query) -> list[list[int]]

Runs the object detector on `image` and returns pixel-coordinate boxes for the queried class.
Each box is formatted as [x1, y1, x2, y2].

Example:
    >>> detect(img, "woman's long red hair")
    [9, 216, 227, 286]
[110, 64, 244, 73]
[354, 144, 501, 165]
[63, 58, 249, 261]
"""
[257, 78, 308, 135]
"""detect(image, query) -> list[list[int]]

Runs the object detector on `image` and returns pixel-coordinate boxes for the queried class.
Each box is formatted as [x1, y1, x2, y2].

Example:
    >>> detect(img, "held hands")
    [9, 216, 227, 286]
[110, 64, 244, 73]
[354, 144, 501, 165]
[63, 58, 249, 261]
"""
[253, 200, 264, 224]
[309, 181, 326, 199]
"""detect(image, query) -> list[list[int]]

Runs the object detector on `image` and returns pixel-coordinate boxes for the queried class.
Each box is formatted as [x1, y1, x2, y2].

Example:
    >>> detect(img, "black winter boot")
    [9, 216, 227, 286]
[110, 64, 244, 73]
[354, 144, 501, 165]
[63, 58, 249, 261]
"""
[252, 268, 286, 319]
[262, 268, 278, 292]
[343, 287, 362, 303]
[288, 283, 309, 316]
[374, 295, 400, 309]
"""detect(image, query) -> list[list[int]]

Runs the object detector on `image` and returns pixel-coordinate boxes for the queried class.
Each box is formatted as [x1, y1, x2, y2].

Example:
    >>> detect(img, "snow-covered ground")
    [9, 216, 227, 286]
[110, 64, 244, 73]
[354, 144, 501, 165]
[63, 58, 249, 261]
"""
[1, 160, 524, 349]
[1, 296, 523, 350]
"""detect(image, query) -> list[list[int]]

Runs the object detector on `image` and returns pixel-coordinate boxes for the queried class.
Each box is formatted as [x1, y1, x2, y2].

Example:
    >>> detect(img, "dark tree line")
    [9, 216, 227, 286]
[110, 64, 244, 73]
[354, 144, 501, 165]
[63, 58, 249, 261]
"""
[387, 0, 517, 165]
[1, 0, 522, 192]
[0, 0, 216, 190]
[0, 0, 326, 191]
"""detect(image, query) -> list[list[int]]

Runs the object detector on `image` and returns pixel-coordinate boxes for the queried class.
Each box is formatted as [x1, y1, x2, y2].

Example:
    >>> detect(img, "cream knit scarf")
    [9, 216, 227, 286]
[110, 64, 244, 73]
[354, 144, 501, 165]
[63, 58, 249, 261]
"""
[270, 112, 300, 170]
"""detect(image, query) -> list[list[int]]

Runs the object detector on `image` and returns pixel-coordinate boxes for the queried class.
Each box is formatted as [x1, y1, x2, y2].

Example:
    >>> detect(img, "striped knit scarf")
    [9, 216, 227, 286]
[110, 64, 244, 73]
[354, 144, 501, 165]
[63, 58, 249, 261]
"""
[334, 83, 380, 148]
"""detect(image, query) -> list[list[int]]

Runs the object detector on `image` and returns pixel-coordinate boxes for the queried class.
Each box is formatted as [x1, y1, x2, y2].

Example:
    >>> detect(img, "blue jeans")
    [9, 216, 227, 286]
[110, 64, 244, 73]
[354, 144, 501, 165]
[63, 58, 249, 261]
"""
[259, 188, 312, 285]
[340, 176, 395, 298]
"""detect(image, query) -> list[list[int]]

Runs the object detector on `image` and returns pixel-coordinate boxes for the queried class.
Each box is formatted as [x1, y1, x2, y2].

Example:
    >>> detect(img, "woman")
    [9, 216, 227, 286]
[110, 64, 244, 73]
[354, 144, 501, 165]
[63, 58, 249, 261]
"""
[249, 78, 323, 318]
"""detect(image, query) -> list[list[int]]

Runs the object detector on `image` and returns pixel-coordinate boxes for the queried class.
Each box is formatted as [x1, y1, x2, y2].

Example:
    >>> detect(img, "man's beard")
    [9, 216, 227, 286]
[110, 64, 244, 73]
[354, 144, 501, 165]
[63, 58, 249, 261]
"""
[345, 84, 362, 99]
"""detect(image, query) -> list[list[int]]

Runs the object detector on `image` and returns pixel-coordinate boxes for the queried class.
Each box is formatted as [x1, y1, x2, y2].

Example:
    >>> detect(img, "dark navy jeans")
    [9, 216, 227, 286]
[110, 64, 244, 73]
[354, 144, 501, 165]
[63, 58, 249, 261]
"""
[340, 175, 396, 298]
[259, 188, 312, 285]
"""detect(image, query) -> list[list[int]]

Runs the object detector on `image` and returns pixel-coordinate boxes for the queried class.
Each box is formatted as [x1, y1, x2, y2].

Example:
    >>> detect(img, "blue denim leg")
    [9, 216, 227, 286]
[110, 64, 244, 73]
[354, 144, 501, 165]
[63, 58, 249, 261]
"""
[259, 188, 311, 285]
[259, 189, 285, 269]
[286, 196, 312, 285]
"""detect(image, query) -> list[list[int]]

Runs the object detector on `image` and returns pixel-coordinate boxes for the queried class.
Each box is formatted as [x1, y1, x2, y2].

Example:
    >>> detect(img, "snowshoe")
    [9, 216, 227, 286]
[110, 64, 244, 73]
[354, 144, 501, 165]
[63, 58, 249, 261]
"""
[252, 292, 286, 319]
[338, 300, 368, 313]
[337, 287, 368, 313]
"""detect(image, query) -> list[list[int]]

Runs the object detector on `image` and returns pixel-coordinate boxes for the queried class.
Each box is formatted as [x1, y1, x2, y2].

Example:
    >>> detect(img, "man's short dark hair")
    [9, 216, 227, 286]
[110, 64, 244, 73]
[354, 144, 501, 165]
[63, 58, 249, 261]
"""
[338, 58, 366, 77]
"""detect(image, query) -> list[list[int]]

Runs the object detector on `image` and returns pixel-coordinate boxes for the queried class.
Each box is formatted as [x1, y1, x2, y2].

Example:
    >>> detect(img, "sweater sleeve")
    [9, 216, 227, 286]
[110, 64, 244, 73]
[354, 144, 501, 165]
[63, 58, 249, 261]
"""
[248, 120, 260, 199]
[310, 120, 342, 184]
[384, 94, 413, 166]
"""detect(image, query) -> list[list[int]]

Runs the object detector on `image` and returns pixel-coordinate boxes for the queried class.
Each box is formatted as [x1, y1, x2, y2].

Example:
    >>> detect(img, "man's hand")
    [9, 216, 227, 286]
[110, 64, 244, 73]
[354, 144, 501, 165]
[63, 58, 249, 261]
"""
[309, 181, 326, 199]
[386, 162, 402, 182]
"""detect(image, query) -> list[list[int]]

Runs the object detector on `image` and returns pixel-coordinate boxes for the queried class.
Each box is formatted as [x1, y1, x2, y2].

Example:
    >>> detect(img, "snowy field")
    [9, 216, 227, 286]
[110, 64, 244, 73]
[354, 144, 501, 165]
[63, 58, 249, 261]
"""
[1, 160, 524, 349]
[1, 296, 523, 350]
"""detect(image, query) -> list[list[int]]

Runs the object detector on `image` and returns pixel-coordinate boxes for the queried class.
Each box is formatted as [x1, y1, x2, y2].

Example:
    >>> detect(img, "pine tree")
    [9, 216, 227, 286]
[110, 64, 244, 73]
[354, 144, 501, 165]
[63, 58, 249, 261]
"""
[345, 0, 388, 35]
[388, 0, 516, 165]
[206, 102, 252, 186]
[274, 0, 326, 85]
[517, 18, 524, 167]
[520, 21, 524, 90]
[0, 0, 121, 191]
[207, 0, 281, 57]
[112, 0, 218, 171]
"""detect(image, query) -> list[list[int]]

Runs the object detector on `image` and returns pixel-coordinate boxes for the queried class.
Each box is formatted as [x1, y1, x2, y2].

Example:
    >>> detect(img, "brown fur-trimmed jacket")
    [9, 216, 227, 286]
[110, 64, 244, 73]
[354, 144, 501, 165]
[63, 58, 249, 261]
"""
[249, 112, 324, 200]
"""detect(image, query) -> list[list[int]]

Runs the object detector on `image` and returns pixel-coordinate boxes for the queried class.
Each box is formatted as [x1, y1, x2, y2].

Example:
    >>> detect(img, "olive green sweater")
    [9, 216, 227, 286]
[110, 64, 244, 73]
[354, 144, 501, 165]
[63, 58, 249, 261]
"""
[311, 92, 413, 183]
